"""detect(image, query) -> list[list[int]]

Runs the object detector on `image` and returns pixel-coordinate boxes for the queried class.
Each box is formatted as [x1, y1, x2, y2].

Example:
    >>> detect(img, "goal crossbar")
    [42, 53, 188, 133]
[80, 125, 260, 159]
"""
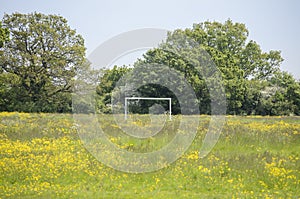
[125, 97, 172, 120]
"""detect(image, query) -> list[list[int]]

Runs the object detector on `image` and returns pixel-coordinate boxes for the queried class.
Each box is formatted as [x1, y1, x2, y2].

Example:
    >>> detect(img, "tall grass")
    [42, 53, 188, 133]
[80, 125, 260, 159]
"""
[0, 112, 299, 198]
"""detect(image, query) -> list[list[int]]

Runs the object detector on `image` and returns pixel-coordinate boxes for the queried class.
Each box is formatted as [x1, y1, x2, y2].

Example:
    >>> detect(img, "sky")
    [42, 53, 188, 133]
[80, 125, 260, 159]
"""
[1, 0, 299, 79]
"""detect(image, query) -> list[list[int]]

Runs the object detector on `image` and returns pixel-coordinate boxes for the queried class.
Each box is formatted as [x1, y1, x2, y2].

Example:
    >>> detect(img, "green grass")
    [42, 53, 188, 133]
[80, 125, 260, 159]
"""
[0, 112, 299, 198]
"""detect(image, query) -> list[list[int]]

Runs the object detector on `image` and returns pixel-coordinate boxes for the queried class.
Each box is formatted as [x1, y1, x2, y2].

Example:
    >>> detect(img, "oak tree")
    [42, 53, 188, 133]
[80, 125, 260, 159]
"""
[0, 12, 86, 112]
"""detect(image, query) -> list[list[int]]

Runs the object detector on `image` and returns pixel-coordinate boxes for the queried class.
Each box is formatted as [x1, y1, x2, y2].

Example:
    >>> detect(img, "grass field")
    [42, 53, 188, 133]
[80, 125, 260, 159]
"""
[0, 112, 299, 198]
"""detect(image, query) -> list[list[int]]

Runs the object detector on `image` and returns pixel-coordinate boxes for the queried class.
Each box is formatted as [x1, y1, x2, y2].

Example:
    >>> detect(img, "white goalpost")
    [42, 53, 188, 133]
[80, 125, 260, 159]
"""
[124, 97, 172, 120]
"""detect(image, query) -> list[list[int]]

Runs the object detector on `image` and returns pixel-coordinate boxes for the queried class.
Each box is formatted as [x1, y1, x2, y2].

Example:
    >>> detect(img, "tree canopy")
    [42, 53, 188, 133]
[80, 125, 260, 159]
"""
[0, 14, 298, 115]
[0, 12, 86, 112]
[97, 20, 299, 116]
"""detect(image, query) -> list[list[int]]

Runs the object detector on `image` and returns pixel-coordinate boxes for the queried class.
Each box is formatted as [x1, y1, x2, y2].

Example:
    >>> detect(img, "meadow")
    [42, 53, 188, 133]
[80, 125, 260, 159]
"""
[0, 112, 299, 198]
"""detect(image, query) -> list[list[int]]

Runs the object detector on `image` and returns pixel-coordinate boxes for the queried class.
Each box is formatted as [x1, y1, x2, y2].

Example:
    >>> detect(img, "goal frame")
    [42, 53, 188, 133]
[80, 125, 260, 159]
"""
[124, 97, 172, 120]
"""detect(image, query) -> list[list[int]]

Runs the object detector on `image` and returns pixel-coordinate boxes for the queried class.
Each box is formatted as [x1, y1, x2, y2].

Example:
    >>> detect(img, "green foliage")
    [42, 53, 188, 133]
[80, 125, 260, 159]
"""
[1, 15, 297, 115]
[96, 20, 300, 116]
[130, 20, 283, 115]
[158, 20, 284, 115]
[257, 72, 300, 116]
[0, 21, 9, 48]
[0, 12, 86, 112]
[96, 65, 131, 113]
[72, 60, 100, 114]
[183, 20, 283, 80]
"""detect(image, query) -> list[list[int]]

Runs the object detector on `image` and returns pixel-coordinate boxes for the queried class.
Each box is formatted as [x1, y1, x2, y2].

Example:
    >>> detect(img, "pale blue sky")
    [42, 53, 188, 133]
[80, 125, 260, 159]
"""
[1, 0, 299, 79]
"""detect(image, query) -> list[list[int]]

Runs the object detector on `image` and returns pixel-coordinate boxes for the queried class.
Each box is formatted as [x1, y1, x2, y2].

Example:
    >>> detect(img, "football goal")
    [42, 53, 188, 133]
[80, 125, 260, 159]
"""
[124, 97, 172, 120]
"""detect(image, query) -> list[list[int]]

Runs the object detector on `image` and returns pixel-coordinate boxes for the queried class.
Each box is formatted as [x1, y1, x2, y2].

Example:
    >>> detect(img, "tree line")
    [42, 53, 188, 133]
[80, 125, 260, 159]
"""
[1, 13, 299, 115]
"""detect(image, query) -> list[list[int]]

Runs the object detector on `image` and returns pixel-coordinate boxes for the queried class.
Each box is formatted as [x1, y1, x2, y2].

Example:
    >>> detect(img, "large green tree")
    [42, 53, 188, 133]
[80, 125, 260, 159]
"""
[0, 12, 86, 112]
[97, 20, 293, 115]
[138, 20, 284, 114]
